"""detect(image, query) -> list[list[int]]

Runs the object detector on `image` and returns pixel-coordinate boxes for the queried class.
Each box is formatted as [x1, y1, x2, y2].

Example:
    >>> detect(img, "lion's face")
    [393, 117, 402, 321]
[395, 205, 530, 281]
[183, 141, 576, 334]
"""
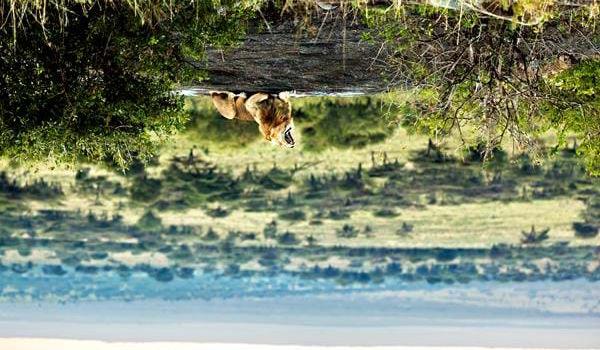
[254, 96, 296, 148]
[267, 119, 296, 148]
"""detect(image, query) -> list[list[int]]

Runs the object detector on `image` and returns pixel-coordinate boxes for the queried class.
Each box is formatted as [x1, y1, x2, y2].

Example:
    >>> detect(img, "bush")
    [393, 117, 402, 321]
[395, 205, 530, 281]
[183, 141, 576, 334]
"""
[90, 251, 108, 260]
[258, 249, 279, 267]
[279, 209, 306, 221]
[42, 264, 67, 276]
[436, 249, 458, 262]
[130, 177, 162, 203]
[203, 227, 220, 241]
[337, 224, 359, 238]
[185, 99, 260, 148]
[136, 211, 163, 232]
[573, 222, 599, 238]
[75, 265, 99, 274]
[328, 209, 350, 220]
[277, 231, 299, 245]
[386, 262, 402, 274]
[240, 232, 257, 241]
[521, 226, 550, 244]
[0, 1, 254, 169]
[150, 267, 174, 282]
[225, 263, 241, 274]
[175, 267, 195, 279]
[296, 97, 395, 152]
[263, 220, 278, 239]
[373, 208, 399, 217]
[397, 222, 413, 235]
[207, 206, 229, 218]
[259, 167, 293, 190]
[489, 244, 509, 259]
[11, 262, 33, 274]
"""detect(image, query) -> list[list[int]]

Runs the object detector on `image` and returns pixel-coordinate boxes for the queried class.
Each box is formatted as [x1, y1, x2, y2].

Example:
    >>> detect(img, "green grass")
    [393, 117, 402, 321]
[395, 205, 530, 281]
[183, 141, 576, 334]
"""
[1, 96, 598, 251]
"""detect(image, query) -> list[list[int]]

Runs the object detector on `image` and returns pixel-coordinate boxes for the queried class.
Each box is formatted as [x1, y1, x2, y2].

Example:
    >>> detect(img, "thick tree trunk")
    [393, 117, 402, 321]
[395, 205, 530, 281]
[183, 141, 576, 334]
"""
[181, 0, 592, 96]
[185, 12, 394, 95]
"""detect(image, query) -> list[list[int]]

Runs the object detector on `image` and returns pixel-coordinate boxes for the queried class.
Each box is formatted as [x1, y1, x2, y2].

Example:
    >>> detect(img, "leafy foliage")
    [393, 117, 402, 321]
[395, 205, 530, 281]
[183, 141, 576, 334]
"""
[136, 211, 163, 232]
[184, 98, 260, 147]
[0, 0, 256, 169]
[545, 60, 600, 175]
[363, 4, 599, 174]
[520, 225, 550, 244]
[295, 97, 396, 151]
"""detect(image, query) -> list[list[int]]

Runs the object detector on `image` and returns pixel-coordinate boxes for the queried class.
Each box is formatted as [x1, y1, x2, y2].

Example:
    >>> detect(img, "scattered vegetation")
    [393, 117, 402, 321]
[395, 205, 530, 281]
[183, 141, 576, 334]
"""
[363, 1, 600, 175]
[337, 224, 360, 238]
[0, 0, 258, 169]
[521, 226, 550, 244]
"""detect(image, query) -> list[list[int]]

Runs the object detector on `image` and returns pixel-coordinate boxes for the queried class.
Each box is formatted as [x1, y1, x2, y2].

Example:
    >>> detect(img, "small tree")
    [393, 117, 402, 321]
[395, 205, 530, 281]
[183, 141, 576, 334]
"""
[521, 226, 550, 244]
[337, 224, 359, 238]
[573, 223, 599, 238]
[136, 211, 162, 232]
[263, 220, 278, 239]
[203, 227, 219, 241]
[397, 222, 414, 235]
[277, 231, 299, 245]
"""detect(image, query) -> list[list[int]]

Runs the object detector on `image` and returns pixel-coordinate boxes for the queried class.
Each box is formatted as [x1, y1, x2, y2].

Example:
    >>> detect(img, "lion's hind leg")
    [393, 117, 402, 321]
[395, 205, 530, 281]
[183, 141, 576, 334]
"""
[211, 91, 237, 119]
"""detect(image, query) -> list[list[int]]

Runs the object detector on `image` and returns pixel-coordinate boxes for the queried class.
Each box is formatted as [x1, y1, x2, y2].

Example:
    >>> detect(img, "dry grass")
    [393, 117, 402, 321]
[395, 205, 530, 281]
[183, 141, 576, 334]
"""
[157, 195, 591, 248]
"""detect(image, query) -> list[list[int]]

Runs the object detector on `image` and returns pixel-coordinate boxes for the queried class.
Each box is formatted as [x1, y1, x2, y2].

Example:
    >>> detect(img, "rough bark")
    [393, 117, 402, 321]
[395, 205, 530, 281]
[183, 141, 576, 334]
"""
[186, 12, 394, 95]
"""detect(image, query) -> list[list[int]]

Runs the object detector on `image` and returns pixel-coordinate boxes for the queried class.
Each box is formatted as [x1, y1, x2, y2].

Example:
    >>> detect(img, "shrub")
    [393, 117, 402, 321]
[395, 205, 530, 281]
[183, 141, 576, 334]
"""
[279, 209, 306, 221]
[258, 249, 279, 267]
[263, 220, 278, 239]
[521, 226, 550, 244]
[436, 249, 458, 262]
[42, 264, 67, 276]
[136, 211, 162, 232]
[175, 267, 195, 279]
[130, 177, 162, 203]
[240, 232, 257, 241]
[90, 252, 108, 260]
[225, 263, 241, 274]
[337, 224, 359, 238]
[573, 222, 599, 238]
[203, 227, 220, 241]
[0, 0, 255, 169]
[328, 209, 350, 220]
[397, 222, 413, 235]
[169, 244, 193, 260]
[207, 206, 229, 218]
[17, 246, 32, 257]
[386, 262, 402, 274]
[75, 265, 99, 274]
[259, 167, 292, 190]
[489, 244, 509, 259]
[373, 208, 398, 217]
[11, 262, 33, 274]
[150, 267, 174, 282]
[277, 231, 299, 245]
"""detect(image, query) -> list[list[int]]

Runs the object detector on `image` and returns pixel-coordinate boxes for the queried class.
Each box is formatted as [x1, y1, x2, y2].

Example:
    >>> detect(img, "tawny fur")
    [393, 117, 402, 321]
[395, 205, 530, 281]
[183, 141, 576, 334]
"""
[210, 91, 295, 147]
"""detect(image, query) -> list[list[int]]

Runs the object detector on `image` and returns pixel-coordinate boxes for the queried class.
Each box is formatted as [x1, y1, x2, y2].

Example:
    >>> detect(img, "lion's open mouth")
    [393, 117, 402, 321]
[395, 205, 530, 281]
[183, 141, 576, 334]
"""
[284, 127, 295, 147]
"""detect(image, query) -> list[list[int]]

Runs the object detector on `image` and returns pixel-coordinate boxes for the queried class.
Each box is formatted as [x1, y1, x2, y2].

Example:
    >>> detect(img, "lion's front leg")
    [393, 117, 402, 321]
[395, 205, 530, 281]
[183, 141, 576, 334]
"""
[210, 91, 237, 119]
[244, 93, 270, 118]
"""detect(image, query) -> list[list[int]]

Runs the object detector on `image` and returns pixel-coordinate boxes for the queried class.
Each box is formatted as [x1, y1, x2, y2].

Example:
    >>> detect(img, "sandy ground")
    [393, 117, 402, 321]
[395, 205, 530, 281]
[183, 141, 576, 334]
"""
[0, 340, 596, 350]
[1, 283, 599, 348]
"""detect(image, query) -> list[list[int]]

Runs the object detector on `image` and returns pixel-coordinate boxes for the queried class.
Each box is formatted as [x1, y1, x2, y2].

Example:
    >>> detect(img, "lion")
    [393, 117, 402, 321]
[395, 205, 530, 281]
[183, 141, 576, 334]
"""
[210, 91, 296, 148]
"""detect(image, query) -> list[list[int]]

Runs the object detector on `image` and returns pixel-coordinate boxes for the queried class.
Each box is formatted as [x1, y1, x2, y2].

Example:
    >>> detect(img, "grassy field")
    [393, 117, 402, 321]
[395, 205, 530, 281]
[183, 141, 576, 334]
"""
[1, 96, 598, 250]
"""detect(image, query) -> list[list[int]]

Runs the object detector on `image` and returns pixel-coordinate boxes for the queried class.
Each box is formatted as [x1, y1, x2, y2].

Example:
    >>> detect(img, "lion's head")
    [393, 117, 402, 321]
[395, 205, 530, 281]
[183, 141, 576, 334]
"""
[247, 93, 296, 148]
